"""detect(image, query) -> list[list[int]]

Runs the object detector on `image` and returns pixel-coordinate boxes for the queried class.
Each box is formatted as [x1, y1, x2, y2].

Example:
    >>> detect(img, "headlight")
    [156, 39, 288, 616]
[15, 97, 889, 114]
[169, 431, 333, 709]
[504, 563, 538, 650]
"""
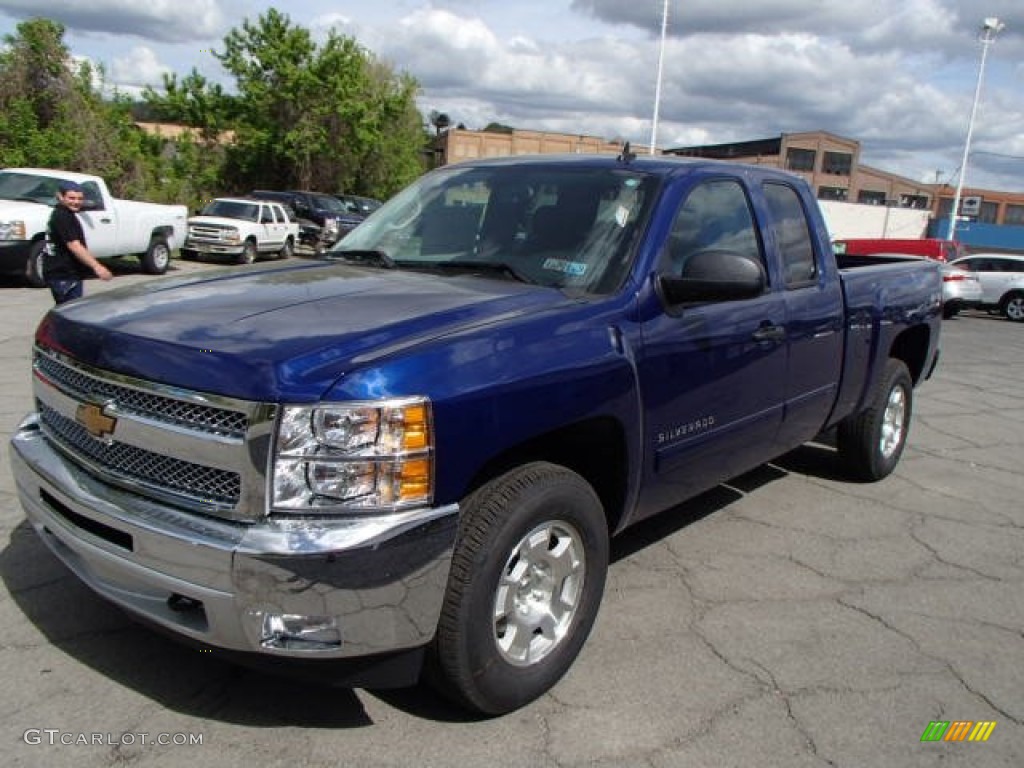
[272, 397, 433, 513]
[324, 218, 339, 236]
[224, 228, 241, 243]
[0, 220, 27, 240]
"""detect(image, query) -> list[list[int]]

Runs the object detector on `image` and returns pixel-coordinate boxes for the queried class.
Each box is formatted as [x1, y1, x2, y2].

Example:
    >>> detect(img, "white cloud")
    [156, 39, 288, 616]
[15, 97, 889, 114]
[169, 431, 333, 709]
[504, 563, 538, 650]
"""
[109, 46, 172, 88]
[0, 0, 225, 43]
[3, 0, 1021, 190]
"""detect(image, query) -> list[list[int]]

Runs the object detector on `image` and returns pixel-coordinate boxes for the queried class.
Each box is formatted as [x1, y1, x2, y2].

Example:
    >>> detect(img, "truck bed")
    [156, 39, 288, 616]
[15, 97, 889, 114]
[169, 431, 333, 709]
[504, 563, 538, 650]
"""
[829, 255, 942, 428]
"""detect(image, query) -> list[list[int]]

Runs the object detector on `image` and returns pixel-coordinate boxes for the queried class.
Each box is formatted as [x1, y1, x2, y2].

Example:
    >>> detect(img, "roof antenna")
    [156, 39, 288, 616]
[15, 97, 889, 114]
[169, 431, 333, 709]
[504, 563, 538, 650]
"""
[617, 141, 636, 163]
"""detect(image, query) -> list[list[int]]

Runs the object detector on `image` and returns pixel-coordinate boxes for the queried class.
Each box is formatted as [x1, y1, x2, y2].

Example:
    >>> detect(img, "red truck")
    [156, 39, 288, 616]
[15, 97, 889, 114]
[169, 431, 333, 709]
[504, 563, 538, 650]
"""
[833, 237, 963, 262]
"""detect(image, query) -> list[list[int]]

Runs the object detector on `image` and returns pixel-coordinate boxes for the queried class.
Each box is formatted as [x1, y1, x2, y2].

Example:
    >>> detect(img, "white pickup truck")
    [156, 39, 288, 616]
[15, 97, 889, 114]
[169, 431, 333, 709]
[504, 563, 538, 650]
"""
[0, 168, 188, 287]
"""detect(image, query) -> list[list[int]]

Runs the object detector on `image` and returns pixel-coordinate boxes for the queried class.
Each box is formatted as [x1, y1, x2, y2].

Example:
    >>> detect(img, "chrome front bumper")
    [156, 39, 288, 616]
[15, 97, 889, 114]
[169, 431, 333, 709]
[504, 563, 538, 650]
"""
[10, 414, 458, 659]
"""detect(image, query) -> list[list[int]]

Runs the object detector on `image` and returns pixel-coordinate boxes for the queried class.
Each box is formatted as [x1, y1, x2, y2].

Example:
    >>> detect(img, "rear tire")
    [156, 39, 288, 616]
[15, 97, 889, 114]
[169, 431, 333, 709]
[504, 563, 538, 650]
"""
[141, 235, 171, 274]
[1001, 292, 1024, 322]
[837, 359, 913, 481]
[426, 462, 608, 715]
[278, 237, 294, 260]
[25, 240, 46, 288]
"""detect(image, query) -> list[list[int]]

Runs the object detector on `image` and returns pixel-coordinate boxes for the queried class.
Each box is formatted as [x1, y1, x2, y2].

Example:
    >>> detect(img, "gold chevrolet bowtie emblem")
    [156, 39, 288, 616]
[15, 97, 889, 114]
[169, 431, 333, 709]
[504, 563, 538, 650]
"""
[76, 402, 117, 441]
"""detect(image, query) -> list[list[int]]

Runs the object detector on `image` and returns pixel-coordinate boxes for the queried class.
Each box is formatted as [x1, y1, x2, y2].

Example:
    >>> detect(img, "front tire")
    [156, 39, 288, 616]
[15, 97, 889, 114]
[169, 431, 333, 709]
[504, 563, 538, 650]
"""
[25, 240, 46, 288]
[837, 359, 913, 481]
[1001, 292, 1024, 322]
[238, 239, 258, 265]
[427, 462, 608, 715]
[141, 235, 171, 274]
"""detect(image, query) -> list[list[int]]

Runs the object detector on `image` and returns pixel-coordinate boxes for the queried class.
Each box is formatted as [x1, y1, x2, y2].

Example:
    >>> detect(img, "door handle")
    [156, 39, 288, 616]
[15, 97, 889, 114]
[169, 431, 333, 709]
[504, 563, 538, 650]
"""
[100, 218, 112, 224]
[752, 324, 786, 342]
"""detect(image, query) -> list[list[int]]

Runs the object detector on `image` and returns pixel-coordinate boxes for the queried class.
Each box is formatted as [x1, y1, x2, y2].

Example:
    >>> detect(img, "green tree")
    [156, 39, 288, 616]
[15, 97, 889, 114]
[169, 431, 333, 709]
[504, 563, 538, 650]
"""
[0, 17, 178, 199]
[198, 9, 425, 197]
[0, 17, 86, 168]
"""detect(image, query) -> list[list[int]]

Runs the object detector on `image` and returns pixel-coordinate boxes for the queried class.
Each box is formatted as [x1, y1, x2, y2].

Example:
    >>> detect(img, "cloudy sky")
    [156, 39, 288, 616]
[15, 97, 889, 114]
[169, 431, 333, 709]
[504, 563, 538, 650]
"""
[1, 0, 1022, 192]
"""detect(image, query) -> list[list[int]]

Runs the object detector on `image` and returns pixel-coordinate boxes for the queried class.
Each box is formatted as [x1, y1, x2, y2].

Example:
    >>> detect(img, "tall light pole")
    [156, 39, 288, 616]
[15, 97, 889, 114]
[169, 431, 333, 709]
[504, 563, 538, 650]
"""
[649, 0, 670, 155]
[946, 17, 1005, 241]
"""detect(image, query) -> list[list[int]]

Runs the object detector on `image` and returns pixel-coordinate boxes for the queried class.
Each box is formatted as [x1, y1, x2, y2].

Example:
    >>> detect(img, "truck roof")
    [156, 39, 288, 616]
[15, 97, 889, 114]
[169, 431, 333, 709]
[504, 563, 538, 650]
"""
[2, 167, 101, 184]
[443, 152, 802, 182]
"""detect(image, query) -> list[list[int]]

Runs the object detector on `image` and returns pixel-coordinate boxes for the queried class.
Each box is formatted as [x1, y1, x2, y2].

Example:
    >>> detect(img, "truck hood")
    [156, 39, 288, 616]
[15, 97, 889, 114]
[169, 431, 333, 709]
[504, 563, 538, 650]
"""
[38, 261, 574, 401]
[0, 198, 51, 219]
[187, 215, 251, 228]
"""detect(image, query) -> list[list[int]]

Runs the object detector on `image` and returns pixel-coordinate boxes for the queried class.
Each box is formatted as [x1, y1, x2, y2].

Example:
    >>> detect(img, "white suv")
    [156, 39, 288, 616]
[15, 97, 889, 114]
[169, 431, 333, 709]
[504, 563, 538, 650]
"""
[949, 253, 1024, 322]
[183, 198, 299, 264]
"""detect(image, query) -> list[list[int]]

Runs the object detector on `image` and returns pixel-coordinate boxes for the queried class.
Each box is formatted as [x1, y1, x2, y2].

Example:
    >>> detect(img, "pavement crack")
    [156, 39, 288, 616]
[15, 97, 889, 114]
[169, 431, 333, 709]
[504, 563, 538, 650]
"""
[839, 599, 1023, 726]
[908, 525, 1003, 581]
[747, 659, 839, 767]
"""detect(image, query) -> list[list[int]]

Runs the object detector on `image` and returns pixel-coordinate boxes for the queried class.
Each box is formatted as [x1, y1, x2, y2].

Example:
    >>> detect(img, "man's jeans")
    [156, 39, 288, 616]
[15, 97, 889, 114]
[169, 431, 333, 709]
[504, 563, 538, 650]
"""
[48, 279, 83, 305]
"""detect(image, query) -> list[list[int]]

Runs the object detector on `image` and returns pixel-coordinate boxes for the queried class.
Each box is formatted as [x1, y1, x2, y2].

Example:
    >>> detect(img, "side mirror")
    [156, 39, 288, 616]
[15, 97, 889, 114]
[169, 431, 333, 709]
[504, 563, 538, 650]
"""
[657, 249, 766, 306]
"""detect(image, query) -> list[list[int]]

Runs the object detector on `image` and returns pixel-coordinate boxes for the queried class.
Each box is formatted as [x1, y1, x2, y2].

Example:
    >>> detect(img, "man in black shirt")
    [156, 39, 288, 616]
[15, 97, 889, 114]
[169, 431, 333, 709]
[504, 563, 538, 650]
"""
[45, 181, 113, 304]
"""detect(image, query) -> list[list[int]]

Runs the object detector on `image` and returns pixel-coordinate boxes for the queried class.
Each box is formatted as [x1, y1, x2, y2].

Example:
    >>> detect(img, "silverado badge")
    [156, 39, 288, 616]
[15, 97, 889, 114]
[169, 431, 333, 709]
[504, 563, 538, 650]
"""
[76, 402, 117, 442]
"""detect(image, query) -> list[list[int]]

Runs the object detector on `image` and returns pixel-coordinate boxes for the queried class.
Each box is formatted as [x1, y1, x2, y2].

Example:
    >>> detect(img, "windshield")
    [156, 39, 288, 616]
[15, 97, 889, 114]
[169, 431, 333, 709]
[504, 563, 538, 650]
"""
[331, 164, 656, 295]
[201, 200, 260, 221]
[310, 194, 348, 213]
[0, 171, 60, 204]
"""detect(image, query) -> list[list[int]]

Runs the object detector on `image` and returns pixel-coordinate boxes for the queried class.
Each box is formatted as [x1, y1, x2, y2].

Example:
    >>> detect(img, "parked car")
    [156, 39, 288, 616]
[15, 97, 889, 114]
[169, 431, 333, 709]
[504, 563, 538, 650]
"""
[939, 262, 984, 318]
[11, 155, 941, 715]
[0, 168, 187, 286]
[278, 203, 324, 253]
[251, 190, 363, 249]
[833, 237, 963, 263]
[182, 197, 298, 264]
[948, 252, 1024, 322]
[335, 193, 382, 217]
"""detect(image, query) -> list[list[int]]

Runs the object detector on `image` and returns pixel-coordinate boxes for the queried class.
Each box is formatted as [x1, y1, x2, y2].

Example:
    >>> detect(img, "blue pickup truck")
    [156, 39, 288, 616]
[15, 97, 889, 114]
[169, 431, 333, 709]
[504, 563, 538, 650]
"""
[10, 154, 941, 715]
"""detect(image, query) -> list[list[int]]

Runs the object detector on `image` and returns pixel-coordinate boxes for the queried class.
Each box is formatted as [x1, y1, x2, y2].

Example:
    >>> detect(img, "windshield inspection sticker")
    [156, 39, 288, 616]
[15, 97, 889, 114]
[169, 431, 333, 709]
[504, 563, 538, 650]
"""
[542, 258, 587, 276]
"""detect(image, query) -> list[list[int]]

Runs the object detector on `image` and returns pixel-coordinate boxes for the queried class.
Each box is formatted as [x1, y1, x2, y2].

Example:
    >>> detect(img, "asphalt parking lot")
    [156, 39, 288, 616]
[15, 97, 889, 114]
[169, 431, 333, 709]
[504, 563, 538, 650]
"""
[1, 258, 1021, 767]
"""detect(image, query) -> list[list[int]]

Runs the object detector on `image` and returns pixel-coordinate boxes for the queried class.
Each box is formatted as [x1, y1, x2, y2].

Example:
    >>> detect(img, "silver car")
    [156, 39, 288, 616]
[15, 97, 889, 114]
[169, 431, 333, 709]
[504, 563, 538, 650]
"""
[949, 253, 1024, 322]
[939, 262, 984, 319]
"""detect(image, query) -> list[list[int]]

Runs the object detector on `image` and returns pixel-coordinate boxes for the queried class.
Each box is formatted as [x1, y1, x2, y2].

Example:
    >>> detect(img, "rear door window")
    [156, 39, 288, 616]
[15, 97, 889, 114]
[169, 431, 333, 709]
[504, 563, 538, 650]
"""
[762, 182, 818, 288]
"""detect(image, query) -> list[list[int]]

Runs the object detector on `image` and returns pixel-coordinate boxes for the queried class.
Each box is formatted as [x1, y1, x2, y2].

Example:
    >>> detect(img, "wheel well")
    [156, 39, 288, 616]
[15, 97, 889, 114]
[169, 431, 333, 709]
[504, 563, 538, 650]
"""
[1000, 290, 1024, 306]
[149, 226, 173, 241]
[467, 416, 630, 534]
[888, 324, 931, 384]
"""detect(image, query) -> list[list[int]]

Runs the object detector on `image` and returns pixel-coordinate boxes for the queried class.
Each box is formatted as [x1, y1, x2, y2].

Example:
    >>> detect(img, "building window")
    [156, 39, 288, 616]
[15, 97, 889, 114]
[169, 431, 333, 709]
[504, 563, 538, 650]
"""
[899, 194, 929, 209]
[818, 186, 848, 202]
[822, 151, 852, 176]
[1004, 204, 1024, 226]
[785, 148, 816, 172]
[936, 198, 954, 217]
[979, 201, 999, 224]
[857, 190, 886, 205]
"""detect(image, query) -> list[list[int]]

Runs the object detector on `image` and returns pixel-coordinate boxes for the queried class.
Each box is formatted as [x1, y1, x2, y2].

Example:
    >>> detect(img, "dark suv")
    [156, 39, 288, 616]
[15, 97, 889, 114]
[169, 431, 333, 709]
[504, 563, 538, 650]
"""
[251, 190, 363, 249]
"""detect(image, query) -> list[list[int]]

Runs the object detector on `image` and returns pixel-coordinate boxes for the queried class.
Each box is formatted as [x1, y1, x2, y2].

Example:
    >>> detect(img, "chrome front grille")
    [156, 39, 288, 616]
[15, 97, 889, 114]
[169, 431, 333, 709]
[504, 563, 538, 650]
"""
[35, 352, 248, 437]
[39, 402, 241, 505]
[32, 346, 276, 520]
[188, 224, 235, 242]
